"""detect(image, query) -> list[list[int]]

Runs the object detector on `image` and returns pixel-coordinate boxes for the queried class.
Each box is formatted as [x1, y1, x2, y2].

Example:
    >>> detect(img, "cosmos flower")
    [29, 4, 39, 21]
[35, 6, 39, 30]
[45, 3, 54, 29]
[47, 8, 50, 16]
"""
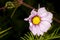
[24, 7, 53, 36]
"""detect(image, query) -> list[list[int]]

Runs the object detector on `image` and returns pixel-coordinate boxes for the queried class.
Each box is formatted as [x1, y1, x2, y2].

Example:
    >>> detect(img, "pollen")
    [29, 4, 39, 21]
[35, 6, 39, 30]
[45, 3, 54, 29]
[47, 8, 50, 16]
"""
[32, 16, 41, 25]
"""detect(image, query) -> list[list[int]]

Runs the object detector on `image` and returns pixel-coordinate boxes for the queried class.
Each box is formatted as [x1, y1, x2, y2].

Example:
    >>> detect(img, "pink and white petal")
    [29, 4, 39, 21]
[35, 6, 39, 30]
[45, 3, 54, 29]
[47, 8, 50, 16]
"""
[24, 14, 35, 21]
[41, 18, 53, 23]
[37, 31, 44, 36]
[41, 12, 53, 23]
[29, 22, 37, 35]
[39, 21, 51, 32]
[35, 26, 44, 36]
[29, 26, 37, 35]
[38, 7, 48, 17]
[27, 12, 37, 20]
[24, 9, 37, 21]
[29, 21, 33, 26]
[28, 14, 35, 20]
[24, 18, 29, 21]
[31, 9, 37, 15]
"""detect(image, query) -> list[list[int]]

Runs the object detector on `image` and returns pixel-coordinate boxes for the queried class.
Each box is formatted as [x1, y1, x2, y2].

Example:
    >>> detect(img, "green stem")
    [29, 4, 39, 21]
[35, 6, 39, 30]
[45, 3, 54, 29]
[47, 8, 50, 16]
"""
[47, 36, 60, 40]
[0, 32, 8, 38]
[10, 7, 18, 18]
[0, 27, 12, 35]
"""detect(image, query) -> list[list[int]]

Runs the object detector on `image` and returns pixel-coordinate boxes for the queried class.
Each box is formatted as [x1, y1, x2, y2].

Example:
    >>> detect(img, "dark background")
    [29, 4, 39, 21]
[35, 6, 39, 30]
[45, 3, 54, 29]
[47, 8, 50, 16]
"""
[0, 0, 60, 40]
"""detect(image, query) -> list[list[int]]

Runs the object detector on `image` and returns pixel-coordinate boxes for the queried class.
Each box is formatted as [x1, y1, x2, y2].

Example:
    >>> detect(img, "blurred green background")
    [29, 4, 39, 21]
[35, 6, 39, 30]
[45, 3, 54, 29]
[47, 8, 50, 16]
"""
[0, 0, 60, 40]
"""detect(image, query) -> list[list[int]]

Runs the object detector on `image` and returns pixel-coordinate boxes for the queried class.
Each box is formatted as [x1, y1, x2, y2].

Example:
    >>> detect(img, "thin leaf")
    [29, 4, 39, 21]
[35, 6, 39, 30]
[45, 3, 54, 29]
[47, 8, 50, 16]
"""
[0, 27, 12, 35]
[0, 32, 8, 38]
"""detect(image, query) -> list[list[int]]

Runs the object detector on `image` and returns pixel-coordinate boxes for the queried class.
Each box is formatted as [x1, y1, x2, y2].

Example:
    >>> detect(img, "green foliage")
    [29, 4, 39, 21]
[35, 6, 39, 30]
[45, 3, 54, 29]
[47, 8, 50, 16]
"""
[5, 1, 15, 9]
[0, 27, 12, 35]
[20, 26, 60, 40]
[0, 27, 12, 38]
[0, 32, 8, 38]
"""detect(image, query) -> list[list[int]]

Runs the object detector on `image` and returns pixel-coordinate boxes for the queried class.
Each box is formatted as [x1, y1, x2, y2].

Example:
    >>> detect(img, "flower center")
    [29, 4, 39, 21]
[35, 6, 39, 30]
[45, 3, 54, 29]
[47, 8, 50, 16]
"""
[32, 16, 41, 25]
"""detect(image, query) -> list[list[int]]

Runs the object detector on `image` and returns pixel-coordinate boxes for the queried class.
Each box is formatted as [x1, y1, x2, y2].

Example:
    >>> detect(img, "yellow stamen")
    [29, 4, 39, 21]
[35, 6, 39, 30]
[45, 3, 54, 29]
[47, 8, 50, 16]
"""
[32, 16, 41, 25]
